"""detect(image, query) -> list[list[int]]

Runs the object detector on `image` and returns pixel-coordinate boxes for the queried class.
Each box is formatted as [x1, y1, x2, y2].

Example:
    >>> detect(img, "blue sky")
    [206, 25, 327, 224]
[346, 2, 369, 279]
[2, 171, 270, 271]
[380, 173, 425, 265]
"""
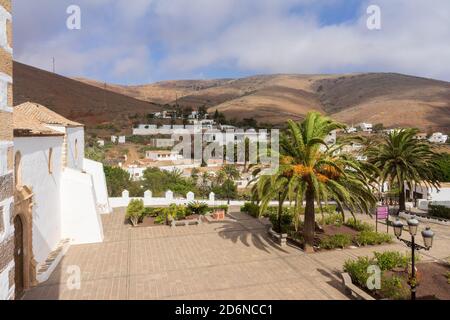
[13, 0, 450, 84]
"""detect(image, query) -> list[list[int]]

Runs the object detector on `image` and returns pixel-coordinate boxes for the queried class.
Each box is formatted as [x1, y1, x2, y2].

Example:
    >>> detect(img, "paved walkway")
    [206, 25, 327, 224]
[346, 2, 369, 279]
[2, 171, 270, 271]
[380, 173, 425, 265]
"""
[23, 208, 449, 300]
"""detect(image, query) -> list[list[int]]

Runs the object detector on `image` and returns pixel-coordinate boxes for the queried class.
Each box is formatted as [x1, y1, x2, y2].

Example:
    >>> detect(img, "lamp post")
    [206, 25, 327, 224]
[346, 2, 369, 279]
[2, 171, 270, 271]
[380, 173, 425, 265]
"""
[392, 217, 434, 300]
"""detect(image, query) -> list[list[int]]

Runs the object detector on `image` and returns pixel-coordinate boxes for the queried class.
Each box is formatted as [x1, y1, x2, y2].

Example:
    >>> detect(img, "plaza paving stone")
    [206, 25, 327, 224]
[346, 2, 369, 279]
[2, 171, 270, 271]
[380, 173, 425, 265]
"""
[23, 208, 449, 300]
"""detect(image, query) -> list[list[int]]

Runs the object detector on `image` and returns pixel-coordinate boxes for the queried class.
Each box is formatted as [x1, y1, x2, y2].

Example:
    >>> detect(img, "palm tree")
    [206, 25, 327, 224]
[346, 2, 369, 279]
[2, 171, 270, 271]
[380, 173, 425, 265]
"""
[258, 112, 377, 252]
[366, 128, 440, 212]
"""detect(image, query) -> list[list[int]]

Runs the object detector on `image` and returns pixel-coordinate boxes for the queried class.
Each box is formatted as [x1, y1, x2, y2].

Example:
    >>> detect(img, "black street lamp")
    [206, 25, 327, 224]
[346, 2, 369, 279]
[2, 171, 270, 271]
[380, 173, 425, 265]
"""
[392, 218, 435, 300]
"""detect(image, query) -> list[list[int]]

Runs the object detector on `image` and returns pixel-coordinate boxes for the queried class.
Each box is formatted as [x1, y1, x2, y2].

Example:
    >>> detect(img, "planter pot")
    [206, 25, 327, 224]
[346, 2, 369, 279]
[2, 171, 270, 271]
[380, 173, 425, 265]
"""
[268, 227, 288, 247]
[213, 209, 225, 220]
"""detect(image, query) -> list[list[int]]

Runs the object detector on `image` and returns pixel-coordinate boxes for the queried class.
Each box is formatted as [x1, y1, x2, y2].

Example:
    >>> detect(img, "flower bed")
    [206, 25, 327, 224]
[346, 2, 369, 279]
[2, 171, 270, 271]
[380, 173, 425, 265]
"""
[343, 251, 450, 300]
[125, 200, 228, 227]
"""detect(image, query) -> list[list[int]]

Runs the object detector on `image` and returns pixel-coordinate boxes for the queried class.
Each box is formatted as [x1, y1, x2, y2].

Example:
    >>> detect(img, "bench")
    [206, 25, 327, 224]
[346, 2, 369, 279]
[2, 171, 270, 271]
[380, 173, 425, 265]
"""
[170, 217, 203, 228]
[341, 273, 376, 300]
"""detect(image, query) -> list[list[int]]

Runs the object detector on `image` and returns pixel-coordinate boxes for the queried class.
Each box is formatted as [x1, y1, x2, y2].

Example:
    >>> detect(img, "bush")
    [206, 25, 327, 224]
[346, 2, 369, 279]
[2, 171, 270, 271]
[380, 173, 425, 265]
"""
[428, 205, 450, 219]
[320, 213, 343, 226]
[187, 201, 209, 215]
[320, 234, 352, 249]
[269, 212, 293, 233]
[373, 251, 410, 271]
[380, 275, 409, 300]
[345, 218, 374, 232]
[143, 207, 164, 218]
[344, 256, 376, 288]
[164, 204, 186, 221]
[355, 231, 393, 246]
[126, 199, 145, 226]
[241, 202, 260, 217]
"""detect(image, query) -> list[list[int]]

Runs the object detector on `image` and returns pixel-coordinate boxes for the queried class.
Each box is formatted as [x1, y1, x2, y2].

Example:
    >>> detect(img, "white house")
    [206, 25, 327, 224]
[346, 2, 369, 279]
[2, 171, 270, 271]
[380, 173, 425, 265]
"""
[145, 150, 183, 161]
[12, 102, 111, 288]
[346, 126, 357, 134]
[428, 132, 448, 144]
[127, 165, 146, 181]
[118, 136, 126, 144]
[358, 123, 373, 133]
[405, 183, 450, 210]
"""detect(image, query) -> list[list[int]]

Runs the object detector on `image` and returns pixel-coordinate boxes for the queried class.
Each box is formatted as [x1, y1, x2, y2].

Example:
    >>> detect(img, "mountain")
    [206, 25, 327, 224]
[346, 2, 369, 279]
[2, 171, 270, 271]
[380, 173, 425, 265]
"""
[13, 62, 162, 128]
[76, 72, 450, 131]
[16, 62, 450, 131]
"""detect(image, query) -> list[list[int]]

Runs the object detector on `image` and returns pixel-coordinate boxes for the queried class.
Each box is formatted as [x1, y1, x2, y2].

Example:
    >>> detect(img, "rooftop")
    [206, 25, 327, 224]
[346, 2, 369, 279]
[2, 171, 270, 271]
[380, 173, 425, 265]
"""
[13, 109, 64, 137]
[15, 102, 83, 128]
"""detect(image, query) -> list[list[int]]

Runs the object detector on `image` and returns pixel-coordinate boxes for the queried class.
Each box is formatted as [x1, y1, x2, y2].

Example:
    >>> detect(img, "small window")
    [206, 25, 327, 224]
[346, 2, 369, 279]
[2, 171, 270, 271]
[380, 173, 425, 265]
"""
[74, 139, 78, 161]
[48, 148, 53, 174]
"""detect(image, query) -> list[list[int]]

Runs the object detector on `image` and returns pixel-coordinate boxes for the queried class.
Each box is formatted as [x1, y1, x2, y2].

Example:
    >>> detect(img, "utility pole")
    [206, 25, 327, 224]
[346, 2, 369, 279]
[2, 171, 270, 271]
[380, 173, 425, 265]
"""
[52, 57, 55, 73]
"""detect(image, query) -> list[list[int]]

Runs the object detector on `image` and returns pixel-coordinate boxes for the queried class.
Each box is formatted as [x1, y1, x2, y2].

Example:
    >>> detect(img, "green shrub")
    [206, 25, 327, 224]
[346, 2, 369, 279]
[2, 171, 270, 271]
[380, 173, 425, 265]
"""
[126, 199, 145, 226]
[345, 218, 374, 231]
[355, 231, 393, 246]
[322, 204, 337, 214]
[154, 213, 167, 225]
[428, 205, 450, 219]
[241, 202, 260, 217]
[373, 251, 410, 271]
[266, 206, 299, 216]
[320, 234, 352, 249]
[380, 275, 409, 300]
[344, 256, 376, 288]
[186, 201, 209, 215]
[320, 213, 343, 226]
[143, 207, 164, 218]
[164, 204, 186, 221]
[269, 212, 293, 233]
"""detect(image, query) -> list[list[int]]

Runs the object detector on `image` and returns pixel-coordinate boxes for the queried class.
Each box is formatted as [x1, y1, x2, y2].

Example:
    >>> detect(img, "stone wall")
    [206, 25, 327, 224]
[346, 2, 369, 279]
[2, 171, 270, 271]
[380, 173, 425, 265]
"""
[0, 0, 14, 301]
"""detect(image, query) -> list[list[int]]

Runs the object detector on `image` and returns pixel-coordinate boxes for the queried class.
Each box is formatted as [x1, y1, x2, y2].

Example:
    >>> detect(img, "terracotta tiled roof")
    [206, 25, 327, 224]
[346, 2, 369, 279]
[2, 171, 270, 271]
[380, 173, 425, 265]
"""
[15, 102, 83, 127]
[13, 110, 64, 137]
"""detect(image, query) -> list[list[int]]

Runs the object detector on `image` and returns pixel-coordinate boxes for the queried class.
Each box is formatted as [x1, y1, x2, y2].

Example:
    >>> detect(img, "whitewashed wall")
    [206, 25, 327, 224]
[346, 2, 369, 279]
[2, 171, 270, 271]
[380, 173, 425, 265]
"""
[66, 127, 85, 170]
[14, 136, 64, 264]
[109, 191, 297, 208]
[83, 158, 111, 214]
[60, 168, 104, 244]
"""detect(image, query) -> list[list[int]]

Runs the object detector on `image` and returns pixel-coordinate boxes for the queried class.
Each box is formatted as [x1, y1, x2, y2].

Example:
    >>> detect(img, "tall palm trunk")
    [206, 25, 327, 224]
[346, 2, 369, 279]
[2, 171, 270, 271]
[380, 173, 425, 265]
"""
[399, 183, 406, 212]
[304, 186, 315, 253]
[277, 192, 282, 233]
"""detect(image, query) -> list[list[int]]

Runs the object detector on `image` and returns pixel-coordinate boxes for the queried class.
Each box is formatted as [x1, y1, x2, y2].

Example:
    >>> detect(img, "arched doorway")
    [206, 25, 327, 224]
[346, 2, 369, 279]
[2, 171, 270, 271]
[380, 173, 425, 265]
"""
[14, 215, 24, 299]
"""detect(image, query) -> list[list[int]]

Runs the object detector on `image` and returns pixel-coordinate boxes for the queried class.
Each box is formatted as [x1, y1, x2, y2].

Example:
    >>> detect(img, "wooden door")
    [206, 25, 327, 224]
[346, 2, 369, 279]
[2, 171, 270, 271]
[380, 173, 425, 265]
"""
[14, 215, 24, 299]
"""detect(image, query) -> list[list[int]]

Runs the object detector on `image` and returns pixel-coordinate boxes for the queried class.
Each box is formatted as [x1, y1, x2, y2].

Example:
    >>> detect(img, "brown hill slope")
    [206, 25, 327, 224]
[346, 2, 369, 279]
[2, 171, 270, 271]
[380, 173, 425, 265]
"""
[14, 62, 162, 128]
[33, 65, 450, 131]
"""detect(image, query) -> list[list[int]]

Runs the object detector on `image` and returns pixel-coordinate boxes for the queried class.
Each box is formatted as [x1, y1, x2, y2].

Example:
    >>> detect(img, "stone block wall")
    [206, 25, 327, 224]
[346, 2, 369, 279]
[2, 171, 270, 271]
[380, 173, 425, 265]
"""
[0, 0, 14, 301]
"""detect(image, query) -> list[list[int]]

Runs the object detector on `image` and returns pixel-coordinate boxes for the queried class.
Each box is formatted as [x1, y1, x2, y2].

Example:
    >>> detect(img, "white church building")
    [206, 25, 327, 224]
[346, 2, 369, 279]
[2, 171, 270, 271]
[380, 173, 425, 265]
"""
[7, 102, 111, 296]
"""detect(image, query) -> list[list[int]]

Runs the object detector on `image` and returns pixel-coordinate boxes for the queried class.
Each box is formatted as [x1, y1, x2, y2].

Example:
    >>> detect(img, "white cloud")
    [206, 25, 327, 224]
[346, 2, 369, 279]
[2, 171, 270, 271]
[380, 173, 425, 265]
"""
[12, 0, 450, 83]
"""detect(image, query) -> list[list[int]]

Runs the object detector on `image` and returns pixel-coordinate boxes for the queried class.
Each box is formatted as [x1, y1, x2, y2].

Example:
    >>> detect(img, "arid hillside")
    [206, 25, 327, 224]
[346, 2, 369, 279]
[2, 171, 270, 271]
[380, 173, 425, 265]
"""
[19, 62, 450, 131]
[14, 62, 162, 128]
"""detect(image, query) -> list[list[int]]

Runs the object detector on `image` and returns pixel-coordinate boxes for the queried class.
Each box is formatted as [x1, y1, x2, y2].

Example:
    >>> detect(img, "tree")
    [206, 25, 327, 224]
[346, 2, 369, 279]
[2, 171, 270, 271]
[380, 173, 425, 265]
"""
[142, 167, 198, 197]
[274, 112, 377, 252]
[126, 199, 144, 226]
[104, 165, 133, 197]
[434, 153, 450, 182]
[213, 179, 237, 203]
[219, 164, 240, 181]
[373, 123, 384, 132]
[366, 128, 440, 212]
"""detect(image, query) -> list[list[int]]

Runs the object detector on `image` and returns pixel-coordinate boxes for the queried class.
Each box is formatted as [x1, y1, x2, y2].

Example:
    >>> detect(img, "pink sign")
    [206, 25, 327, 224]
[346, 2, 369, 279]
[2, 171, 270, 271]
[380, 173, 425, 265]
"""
[377, 206, 389, 219]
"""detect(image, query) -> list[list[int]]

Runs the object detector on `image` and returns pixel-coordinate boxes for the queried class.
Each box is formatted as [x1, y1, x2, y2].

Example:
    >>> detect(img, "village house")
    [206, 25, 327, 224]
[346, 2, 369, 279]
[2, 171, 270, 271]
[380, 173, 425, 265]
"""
[8, 102, 111, 298]
[145, 150, 183, 161]
[358, 123, 373, 133]
[428, 132, 448, 144]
